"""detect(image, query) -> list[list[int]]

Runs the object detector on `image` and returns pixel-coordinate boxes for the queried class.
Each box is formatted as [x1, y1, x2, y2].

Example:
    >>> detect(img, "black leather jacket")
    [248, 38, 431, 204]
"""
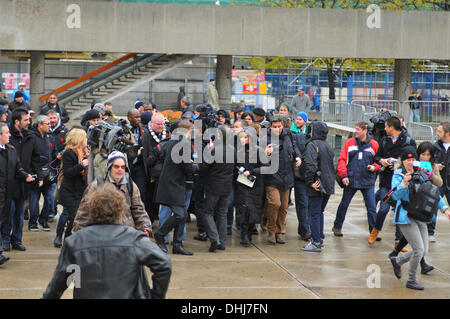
[42, 223, 172, 299]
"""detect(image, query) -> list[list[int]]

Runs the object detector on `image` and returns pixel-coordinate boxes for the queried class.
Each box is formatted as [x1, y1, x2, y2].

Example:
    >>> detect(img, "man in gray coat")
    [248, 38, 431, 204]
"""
[290, 88, 312, 114]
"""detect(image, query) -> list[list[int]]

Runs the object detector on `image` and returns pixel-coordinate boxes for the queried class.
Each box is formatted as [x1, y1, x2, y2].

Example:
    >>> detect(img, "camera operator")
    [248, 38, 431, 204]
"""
[2, 108, 40, 250]
[332, 122, 380, 237]
[369, 110, 391, 144]
[28, 115, 59, 232]
[369, 116, 416, 246]
[388, 146, 450, 290]
[261, 116, 301, 245]
[302, 121, 334, 253]
[0, 122, 35, 263]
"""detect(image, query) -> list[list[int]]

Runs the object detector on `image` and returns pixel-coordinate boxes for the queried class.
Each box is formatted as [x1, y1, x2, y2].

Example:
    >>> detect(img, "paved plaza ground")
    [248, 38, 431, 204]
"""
[1, 185, 450, 299]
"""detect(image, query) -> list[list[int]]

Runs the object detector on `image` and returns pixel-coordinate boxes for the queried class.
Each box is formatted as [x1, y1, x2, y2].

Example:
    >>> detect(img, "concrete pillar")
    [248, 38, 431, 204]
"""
[216, 55, 232, 110]
[30, 51, 45, 112]
[393, 59, 412, 118]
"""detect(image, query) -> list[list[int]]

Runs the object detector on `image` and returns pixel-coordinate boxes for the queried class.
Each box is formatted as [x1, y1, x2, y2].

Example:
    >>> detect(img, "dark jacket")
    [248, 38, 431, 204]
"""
[0, 144, 29, 215]
[49, 120, 68, 153]
[261, 128, 300, 190]
[234, 144, 265, 222]
[8, 124, 41, 196]
[200, 142, 235, 196]
[59, 149, 87, 208]
[142, 126, 170, 179]
[30, 125, 59, 183]
[374, 130, 416, 189]
[155, 136, 198, 207]
[40, 102, 70, 124]
[42, 223, 171, 299]
[291, 131, 308, 181]
[9, 100, 30, 112]
[304, 121, 335, 197]
[433, 140, 450, 190]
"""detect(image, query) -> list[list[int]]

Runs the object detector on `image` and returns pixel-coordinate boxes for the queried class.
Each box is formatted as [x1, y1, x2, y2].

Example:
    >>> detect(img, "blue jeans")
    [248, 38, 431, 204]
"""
[226, 186, 235, 230]
[28, 183, 55, 228]
[158, 188, 192, 244]
[334, 186, 377, 232]
[1, 198, 26, 245]
[375, 187, 402, 241]
[48, 183, 57, 217]
[294, 179, 310, 237]
[409, 108, 420, 123]
[308, 195, 330, 244]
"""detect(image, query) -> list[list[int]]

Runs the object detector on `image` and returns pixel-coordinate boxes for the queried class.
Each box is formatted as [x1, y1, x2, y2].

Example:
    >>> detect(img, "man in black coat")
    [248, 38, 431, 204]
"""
[153, 120, 198, 256]
[301, 121, 334, 253]
[40, 93, 70, 124]
[0, 122, 35, 263]
[28, 115, 59, 232]
[3, 109, 40, 251]
[260, 116, 301, 245]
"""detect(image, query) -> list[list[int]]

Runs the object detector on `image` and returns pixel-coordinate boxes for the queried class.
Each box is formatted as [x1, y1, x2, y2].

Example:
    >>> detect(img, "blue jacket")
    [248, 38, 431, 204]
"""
[391, 168, 448, 225]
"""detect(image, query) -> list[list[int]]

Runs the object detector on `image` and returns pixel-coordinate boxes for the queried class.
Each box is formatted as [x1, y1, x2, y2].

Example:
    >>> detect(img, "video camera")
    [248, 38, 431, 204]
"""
[87, 120, 137, 157]
[195, 103, 219, 130]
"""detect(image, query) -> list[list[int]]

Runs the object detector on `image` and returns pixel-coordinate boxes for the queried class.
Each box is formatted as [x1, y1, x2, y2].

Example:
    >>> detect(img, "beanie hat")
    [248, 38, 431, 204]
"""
[107, 151, 129, 172]
[134, 101, 144, 110]
[0, 105, 7, 116]
[296, 112, 308, 123]
[14, 91, 24, 99]
[140, 111, 152, 125]
[401, 145, 418, 162]
[93, 103, 106, 114]
[84, 109, 101, 121]
[253, 108, 266, 117]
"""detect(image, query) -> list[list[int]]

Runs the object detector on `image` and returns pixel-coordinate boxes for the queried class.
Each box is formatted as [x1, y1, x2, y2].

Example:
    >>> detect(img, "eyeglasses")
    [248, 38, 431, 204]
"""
[112, 164, 126, 170]
[42, 122, 50, 126]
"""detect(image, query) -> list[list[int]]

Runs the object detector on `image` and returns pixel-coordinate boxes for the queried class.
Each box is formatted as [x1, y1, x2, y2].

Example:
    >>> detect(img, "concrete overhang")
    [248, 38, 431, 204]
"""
[0, 0, 449, 59]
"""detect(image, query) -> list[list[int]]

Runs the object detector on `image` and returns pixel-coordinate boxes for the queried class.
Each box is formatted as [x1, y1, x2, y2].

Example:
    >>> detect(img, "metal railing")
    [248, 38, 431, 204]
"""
[402, 100, 450, 125]
[406, 122, 434, 143]
[321, 100, 349, 125]
[352, 99, 401, 113]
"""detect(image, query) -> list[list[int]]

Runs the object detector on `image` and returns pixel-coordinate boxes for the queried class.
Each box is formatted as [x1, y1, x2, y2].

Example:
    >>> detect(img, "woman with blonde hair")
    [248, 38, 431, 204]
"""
[53, 128, 89, 248]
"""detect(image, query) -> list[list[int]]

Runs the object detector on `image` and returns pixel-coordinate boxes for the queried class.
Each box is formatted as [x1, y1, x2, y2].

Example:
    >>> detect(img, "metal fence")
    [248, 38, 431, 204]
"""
[352, 99, 401, 113]
[402, 100, 450, 125]
[406, 122, 435, 143]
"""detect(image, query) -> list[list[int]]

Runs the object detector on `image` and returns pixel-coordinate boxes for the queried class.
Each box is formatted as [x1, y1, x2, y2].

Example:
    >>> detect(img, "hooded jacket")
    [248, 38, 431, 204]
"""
[40, 102, 70, 124]
[304, 121, 335, 197]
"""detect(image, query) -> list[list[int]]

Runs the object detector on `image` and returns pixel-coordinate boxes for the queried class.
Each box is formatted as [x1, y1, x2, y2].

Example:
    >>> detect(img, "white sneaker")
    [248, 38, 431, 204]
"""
[429, 236, 436, 243]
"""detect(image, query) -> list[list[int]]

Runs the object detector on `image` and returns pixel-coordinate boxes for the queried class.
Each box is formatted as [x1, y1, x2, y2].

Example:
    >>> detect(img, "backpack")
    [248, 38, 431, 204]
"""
[396, 169, 440, 223]
[410, 95, 419, 110]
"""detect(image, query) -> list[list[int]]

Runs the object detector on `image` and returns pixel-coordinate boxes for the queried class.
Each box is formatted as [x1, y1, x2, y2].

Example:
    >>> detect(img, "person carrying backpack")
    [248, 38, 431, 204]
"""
[389, 146, 450, 290]
[408, 90, 422, 123]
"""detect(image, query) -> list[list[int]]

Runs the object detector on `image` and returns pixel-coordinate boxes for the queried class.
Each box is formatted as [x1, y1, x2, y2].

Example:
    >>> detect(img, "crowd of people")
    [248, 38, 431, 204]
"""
[1, 86, 450, 297]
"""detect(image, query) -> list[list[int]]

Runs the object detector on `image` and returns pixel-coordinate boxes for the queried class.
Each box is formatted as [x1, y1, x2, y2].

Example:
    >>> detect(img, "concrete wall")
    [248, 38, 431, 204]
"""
[1, 0, 448, 59]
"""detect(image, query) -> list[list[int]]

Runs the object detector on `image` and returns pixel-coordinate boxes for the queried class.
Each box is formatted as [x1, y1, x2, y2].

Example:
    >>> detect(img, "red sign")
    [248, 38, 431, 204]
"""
[243, 83, 257, 94]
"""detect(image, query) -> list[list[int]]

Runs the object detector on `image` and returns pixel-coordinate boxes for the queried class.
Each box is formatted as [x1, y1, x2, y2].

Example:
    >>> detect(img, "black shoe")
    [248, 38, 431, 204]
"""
[390, 256, 402, 279]
[227, 228, 232, 236]
[252, 227, 259, 235]
[299, 233, 311, 241]
[209, 242, 219, 252]
[217, 244, 226, 250]
[154, 233, 168, 254]
[53, 236, 62, 248]
[24, 210, 29, 221]
[39, 222, 51, 231]
[0, 254, 10, 265]
[173, 246, 194, 256]
[421, 264, 434, 275]
[388, 250, 399, 259]
[29, 225, 39, 232]
[376, 237, 382, 242]
[2, 243, 10, 252]
[11, 243, 26, 251]
[193, 233, 208, 241]
[406, 280, 424, 290]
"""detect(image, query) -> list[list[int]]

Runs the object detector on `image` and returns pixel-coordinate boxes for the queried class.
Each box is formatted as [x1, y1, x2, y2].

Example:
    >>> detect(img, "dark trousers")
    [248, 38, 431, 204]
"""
[155, 205, 186, 248]
[308, 195, 330, 244]
[334, 186, 377, 233]
[193, 178, 207, 235]
[375, 187, 403, 241]
[2, 198, 26, 245]
[203, 192, 229, 246]
[147, 181, 160, 223]
[294, 179, 310, 237]
[56, 204, 79, 239]
[226, 185, 235, 230]
[428, 186, 450, 236]
[131, 167, 150, 217]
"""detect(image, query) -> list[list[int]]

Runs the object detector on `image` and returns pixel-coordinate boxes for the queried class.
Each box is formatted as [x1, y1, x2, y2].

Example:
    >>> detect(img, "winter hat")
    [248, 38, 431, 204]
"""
[140, 111, 152, 125]
[93, 102, 106, 114]
[296, 112, 308, 123]
[0, 105, 7, 116]
[253, 108, 266, 117]
[107, 151, 129, 172]
[134, 101, 144, 110]
[401, 146, 417, 161]
[14, 91, 24, 99]
[84, 109, 101, 121]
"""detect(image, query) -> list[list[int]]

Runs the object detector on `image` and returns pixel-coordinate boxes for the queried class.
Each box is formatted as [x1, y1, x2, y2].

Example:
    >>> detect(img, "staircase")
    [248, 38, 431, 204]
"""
[40, 53, 198, 120]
